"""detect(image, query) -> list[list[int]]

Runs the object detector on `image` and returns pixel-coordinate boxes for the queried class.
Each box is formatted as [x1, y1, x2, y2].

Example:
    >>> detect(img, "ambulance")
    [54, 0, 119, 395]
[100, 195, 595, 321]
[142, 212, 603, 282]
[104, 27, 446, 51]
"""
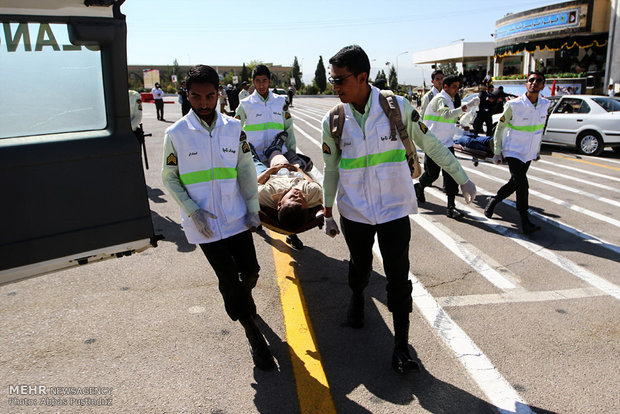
[0, 0, 157, 284]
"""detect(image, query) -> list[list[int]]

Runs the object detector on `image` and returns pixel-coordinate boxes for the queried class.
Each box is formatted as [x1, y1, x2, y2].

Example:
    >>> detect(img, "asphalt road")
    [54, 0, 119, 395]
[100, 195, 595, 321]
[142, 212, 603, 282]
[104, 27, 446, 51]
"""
[1, 96, 618, 414]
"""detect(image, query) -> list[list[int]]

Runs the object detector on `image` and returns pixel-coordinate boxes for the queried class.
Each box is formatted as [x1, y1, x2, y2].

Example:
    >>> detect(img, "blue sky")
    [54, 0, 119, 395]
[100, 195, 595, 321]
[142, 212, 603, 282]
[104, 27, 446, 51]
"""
[122, 0, 563, 85]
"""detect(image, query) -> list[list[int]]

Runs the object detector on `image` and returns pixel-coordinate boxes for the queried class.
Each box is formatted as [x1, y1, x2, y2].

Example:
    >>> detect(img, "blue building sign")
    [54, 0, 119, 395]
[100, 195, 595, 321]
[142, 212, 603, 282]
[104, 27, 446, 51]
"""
[496, 8, 580, 40]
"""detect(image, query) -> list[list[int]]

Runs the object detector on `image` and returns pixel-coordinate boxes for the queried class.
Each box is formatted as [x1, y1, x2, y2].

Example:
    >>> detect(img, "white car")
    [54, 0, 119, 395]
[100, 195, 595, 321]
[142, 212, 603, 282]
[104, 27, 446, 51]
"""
[491, 95, 620, 156]
[543, 95, 620, 156]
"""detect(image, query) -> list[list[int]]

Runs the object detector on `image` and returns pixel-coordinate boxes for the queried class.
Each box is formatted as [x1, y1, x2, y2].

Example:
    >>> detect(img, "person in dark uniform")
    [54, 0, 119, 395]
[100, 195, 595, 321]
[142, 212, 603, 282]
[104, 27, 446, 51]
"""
[472, 84, 496, 136]
[177, 80, 191, 116]
[494, 85, 517, 113]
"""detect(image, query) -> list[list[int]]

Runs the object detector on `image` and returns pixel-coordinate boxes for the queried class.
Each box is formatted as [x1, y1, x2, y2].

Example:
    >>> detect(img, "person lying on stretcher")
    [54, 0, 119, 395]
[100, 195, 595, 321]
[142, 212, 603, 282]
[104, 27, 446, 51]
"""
[249, 133, 323, 249]
[454, 132, 494, 154]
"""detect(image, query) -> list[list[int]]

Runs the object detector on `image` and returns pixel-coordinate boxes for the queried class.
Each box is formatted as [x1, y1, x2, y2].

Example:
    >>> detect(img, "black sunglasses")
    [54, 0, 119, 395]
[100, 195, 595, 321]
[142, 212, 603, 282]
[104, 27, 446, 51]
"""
[328, 73, 353, 85]
[527, 77, 544, 84]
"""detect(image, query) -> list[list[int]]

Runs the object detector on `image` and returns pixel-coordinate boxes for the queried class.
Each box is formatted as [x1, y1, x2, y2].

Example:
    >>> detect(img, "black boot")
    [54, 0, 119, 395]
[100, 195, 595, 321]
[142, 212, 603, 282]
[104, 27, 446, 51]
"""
[520, 212, 541, 235]
[391, 312, 421, 373]
[263, 131, 287, 159]
[484, 197, 499, 218]
[447, 206, 464, 219]
[239, 317, 275, 371]
[286, 234, 304, 250]
[347, 292, 364, 329]
[446, 196, 464, 219]
[414, 183, 425, 204]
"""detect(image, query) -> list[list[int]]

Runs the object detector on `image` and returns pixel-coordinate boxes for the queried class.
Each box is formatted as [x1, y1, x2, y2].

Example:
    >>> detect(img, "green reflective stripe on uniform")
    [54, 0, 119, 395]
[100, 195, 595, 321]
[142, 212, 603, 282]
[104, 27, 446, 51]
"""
[243, 122, 285, 131]
[506, 122, 545, 132]
[180, 167, 237, 186]
[340, 149, 406, 170]
[423, 114, 456, 123]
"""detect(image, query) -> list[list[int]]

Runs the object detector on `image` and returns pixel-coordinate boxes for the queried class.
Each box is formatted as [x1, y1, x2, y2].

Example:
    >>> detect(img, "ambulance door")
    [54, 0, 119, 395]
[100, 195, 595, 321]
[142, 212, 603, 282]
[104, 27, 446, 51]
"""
[0, 1, 157, 284]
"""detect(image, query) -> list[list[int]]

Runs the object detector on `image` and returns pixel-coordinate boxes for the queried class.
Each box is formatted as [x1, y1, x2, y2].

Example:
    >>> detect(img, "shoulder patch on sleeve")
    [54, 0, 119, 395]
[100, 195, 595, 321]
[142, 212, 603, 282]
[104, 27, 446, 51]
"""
[241, 141, 250, 153]
[322, 142, 331, 155]
[166, 153, 178, 166]
[411, 108, 420, 122]
[239, 131, 247, 141]
[500, 116, 506, 123]
[418, 122, 428, 134]
[285, 112, 292, 120]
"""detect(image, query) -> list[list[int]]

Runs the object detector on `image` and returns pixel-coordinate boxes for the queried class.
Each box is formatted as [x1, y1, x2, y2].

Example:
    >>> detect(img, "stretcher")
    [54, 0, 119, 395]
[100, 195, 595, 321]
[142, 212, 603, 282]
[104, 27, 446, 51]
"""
[257, 159, 324, 249]
[258, 205, 324, 236]
[453, 134, 494, 167]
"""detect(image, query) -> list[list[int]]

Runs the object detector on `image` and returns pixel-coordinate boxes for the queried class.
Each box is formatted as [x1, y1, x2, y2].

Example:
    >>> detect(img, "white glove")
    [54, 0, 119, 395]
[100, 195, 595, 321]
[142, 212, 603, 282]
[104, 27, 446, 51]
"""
[467, 96, 480, 109]
[324, 217, 340, 238]
[190, 209, 217, 238]
[492, 153, 503, 165]
[246, 212, 261, 230]
[460, 180, 477, 204]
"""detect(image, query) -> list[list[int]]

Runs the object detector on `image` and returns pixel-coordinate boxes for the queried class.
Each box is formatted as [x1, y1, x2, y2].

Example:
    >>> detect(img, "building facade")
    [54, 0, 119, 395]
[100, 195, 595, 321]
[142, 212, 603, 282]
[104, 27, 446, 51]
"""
[493, 0, 612, 94]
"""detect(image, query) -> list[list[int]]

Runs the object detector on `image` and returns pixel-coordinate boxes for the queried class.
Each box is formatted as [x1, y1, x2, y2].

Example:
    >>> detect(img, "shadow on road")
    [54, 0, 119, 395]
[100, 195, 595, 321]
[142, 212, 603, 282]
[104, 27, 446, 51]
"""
[247, 236, 563, 413]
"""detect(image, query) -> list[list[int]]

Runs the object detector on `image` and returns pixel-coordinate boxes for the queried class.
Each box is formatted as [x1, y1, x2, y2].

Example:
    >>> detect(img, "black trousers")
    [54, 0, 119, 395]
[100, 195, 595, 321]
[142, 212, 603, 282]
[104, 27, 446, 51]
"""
[418, 146, 459, 201]
[473, 111, 493, 136]
[155, 99, 164, 119]
[340, 216, 413, 314]
[199, 230, 260, 321]
[494, 157, 531, 213]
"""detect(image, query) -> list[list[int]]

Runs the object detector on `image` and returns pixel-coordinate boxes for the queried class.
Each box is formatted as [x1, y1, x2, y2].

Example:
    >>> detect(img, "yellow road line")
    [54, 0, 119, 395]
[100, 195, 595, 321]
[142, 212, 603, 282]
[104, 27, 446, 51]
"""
[270, 231, 337, 414]
[551, 154, 620, 171]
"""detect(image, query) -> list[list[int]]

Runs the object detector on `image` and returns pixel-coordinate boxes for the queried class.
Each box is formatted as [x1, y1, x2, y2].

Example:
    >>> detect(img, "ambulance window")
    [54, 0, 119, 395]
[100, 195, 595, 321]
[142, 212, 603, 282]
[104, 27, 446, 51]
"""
[0, 22, 106, 139]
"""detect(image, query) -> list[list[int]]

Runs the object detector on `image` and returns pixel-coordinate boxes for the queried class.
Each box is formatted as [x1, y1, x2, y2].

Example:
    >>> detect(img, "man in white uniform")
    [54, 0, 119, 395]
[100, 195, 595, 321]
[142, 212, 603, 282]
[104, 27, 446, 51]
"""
[321, 45, 476, 374]
[161, 65, 275, 371]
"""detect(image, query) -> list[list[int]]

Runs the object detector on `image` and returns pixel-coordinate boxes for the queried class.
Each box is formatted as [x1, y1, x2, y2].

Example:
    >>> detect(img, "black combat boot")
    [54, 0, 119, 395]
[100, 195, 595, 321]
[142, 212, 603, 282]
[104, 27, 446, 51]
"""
[286, 234, 304, 250]
[484, 197, 499, 218]
[414, 183, 426, 204]
[347, 292, 365, 329]
[263, 131, 288, 159]
[520, 212, 541, 235]
[239, 317, 275, 371]
[446, 196, 464, 219]
[391, 312, 421, 374]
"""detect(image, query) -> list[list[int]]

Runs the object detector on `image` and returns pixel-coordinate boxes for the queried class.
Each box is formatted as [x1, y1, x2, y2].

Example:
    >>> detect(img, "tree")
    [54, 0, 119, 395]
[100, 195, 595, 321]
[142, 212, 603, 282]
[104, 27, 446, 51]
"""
[240, 63, 249, 83]
[292, 56, 302, 88]
[314, 56, 327, 93]
[438, 62, 458, 76]
[388, 64, 398, 90]
[375, 69, 387, 82]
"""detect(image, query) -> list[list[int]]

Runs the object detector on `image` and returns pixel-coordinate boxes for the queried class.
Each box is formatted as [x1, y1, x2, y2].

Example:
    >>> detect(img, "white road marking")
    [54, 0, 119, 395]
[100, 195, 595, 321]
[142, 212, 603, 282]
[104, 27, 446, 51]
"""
[372, 240, 535, 414]
[538, 159, 620, 182]
[463, 165, 620, 228]
[437, 287, 606, 307]
[528, 165, 620, 194]
[426, 187, 620, 301]
[475, 187, 620, 256]
[294, 124, 322, 148]
[294, 113, 323, 133]
[484, 163, 620, 208]
[411, 214, 519, 290]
